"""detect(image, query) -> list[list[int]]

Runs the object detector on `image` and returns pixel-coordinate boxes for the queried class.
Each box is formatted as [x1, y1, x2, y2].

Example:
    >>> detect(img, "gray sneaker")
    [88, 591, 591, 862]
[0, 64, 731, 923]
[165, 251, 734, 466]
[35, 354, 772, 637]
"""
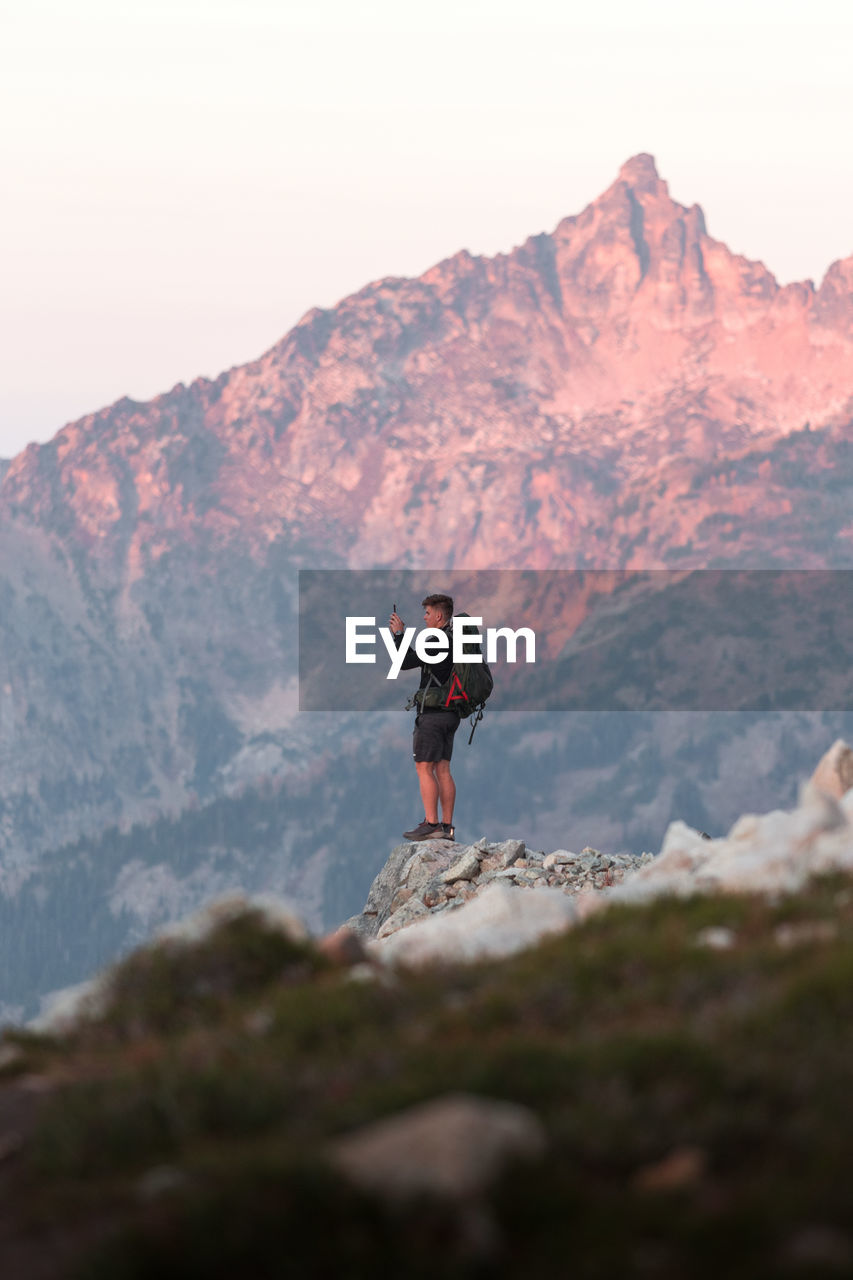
[442, 823, 455, 841]
[403, 820, 444, 841]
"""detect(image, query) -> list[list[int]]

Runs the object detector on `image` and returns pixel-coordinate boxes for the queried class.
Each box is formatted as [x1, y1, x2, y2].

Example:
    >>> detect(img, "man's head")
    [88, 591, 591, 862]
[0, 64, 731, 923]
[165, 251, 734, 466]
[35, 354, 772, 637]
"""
[421, 593, 454, 628]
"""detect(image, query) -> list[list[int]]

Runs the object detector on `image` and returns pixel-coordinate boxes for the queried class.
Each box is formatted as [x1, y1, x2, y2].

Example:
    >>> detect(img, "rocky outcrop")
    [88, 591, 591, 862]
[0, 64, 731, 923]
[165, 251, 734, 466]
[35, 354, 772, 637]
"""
[346, 837, 654, 940]
[346, 742, 853, 969]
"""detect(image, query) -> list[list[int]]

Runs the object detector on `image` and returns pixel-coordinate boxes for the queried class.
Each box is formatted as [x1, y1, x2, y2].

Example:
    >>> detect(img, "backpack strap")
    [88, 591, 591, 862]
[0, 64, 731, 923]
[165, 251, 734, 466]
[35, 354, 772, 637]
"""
[405, 665, 440, 713]
[467, 706, 484, 744]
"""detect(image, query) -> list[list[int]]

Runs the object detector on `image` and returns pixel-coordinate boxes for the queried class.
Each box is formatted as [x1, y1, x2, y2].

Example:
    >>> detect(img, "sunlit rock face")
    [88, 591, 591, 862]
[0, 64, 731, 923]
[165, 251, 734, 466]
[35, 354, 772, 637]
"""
[4, 153, 853, 577]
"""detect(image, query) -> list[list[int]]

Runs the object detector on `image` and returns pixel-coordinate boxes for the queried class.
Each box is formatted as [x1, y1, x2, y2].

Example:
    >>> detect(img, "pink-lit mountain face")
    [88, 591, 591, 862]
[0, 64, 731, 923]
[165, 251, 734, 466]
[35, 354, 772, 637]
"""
[4, 153, 853, 573]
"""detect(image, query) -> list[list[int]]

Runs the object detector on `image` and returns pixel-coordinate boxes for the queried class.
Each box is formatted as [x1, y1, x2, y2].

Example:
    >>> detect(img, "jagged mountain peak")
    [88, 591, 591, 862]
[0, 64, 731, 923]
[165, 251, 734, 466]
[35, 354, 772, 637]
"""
[3, 157, 853, 575]
[617, 151, 666, 192]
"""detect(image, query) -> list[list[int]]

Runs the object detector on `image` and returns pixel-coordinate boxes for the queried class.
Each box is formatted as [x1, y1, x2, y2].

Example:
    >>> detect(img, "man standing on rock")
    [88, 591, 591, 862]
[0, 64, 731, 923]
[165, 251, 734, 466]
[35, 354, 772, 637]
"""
[388, 594, 459, 843]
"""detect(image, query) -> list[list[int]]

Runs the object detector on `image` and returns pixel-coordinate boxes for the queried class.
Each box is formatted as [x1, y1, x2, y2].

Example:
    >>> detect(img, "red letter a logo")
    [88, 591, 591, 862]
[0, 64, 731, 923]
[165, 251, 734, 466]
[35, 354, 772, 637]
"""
[444, 673, 469, 707]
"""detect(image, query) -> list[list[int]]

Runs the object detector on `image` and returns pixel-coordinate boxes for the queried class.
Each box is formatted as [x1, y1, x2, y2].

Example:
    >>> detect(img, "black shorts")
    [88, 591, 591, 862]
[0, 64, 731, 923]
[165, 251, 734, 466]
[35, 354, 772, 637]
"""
[413, 710, 460, 763]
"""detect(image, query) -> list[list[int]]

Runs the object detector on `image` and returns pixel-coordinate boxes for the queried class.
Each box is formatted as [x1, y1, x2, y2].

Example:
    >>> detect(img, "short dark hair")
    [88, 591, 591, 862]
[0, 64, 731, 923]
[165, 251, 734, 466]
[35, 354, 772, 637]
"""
[422, 593, 454, 616]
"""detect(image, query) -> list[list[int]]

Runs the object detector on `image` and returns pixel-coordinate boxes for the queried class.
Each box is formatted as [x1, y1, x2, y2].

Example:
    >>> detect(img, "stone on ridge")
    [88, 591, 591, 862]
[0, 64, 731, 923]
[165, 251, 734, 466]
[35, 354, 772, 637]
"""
[543, 851, 574, 869]
[377, 898, 429, 939]
[494, 839, 525, 868]
[441, 850, 481, 883]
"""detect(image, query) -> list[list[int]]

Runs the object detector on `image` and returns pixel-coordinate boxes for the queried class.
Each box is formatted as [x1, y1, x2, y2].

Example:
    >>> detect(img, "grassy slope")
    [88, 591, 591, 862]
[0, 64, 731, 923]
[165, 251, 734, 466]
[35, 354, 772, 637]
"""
[3, 880, 853, 1278]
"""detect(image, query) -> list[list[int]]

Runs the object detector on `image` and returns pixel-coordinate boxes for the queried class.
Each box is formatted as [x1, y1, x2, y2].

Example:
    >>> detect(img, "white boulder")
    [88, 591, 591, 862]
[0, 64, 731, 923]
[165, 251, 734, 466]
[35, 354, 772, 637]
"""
[372, 882, 577, 968]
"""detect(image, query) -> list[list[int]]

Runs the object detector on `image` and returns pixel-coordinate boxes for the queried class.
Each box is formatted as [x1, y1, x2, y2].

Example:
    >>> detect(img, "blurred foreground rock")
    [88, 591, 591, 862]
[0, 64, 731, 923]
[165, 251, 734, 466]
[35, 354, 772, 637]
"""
[32, 891, 308, 1033]
[374, 882, 577, 967]
[329, 1093, 545, 1199]
[598, 778, 853, 911]
[809, 738, 853, 800]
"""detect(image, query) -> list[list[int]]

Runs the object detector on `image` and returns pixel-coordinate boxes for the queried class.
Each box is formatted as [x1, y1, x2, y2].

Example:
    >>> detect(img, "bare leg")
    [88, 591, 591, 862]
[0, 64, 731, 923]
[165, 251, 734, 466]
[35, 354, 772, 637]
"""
[434, 760, 455, 824]
[415, 761, 440, 823]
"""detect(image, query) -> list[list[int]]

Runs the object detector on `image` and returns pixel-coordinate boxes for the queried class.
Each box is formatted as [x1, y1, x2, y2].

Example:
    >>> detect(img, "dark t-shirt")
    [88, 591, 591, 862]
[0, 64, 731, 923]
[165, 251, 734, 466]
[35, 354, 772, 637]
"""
[394, 621, 455, 699]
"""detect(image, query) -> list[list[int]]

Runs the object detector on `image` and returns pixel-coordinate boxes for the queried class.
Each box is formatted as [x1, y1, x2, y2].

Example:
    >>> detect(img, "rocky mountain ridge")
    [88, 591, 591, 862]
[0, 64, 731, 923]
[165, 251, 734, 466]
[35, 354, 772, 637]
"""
[340, 738, 853, 970]
[4, 154, 853, 571]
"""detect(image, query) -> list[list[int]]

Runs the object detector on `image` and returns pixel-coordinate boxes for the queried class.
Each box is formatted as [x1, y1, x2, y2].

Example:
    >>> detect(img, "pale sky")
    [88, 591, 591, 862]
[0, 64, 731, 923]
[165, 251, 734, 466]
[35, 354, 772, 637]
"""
[2, 0, 852, 457]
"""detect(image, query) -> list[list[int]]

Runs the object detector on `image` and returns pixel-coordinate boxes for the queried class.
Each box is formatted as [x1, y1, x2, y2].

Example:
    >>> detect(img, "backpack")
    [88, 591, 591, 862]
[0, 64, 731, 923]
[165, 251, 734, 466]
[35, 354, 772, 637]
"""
[407, 613, 494, 743]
